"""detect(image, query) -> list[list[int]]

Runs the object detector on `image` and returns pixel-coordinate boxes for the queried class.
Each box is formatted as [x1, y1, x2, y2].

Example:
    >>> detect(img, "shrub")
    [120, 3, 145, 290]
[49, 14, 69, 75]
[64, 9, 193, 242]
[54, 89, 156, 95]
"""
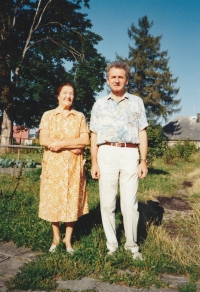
[174, 140, 197, 161]
[162, 146, 177, 165]
[84, 145, 91, 179]
[31, 138, 40, 146]
[147, 124, 167, 159]
[163, 140, 198, 164]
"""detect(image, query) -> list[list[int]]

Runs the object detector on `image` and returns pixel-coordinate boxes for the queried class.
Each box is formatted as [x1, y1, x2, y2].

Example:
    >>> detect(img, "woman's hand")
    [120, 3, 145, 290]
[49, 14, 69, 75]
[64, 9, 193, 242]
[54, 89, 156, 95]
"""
[48, 140, 63, 152]
[48, 140, 82, 155]
[70, 149, 82, 155]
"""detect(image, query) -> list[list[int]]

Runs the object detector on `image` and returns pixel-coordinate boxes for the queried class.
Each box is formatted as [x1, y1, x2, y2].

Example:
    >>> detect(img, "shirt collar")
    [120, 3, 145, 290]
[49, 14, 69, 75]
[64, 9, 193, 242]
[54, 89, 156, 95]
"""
[52, 106, 76, 116]
[107, 92, 129, 100]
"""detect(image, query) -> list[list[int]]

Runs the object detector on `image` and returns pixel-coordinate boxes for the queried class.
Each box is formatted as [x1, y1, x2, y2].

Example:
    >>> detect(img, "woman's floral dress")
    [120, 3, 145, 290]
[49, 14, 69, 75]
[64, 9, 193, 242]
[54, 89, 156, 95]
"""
[38, 107, 89, 222]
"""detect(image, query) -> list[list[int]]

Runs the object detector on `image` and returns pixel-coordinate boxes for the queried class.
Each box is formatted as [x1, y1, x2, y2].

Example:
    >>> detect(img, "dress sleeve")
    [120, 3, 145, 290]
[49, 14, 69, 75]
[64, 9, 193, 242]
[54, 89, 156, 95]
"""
[80, 114, 89, 134]
[38, 112, 51, 132]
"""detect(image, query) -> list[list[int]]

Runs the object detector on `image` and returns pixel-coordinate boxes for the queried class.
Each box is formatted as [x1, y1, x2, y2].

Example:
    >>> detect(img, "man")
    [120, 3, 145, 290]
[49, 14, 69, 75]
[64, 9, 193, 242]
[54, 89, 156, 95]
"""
[90, 61, 148, 260]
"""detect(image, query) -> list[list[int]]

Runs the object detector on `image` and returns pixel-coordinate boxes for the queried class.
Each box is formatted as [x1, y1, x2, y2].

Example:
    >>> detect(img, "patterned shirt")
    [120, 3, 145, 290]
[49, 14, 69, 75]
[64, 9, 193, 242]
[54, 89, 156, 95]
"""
[90, 92, 148, 145]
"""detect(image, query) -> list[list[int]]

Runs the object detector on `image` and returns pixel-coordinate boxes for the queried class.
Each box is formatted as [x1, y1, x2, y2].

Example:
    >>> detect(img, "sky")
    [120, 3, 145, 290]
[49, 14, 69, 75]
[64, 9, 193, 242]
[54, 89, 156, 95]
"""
[80, 0, 200, 125]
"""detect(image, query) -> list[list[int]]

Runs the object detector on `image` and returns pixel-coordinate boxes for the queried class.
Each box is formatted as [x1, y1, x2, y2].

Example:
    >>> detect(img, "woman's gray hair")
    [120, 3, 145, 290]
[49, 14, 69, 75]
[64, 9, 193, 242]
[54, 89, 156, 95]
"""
[105, 61, 130, 78]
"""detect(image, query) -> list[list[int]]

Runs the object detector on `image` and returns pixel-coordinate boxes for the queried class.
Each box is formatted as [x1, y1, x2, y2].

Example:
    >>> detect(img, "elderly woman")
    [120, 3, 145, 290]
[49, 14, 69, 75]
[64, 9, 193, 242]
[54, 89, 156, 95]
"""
[39, 82, 89, 253]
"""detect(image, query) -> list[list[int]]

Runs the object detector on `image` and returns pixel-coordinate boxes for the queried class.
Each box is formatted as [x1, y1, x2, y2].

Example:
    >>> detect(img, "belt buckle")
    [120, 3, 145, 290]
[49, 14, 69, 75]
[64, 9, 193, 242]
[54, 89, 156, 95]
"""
[116, 142, 123, 147]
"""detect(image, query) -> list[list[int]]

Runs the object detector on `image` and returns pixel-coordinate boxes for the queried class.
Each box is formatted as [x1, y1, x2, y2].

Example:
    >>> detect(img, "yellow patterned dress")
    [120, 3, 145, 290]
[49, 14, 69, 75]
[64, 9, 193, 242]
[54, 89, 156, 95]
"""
[38, 107, 89, 222]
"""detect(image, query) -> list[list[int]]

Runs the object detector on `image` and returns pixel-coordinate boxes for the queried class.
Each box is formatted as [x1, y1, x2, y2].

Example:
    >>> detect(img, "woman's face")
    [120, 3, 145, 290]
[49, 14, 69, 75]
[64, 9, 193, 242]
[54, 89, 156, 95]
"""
[57, 85, 74, 109]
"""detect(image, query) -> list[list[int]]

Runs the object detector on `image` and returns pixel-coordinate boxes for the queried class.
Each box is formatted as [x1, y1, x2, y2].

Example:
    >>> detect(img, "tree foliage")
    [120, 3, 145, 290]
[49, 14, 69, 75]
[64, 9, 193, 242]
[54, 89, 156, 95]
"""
[0, 0, 106, 131]
[117, 15, 180, 122]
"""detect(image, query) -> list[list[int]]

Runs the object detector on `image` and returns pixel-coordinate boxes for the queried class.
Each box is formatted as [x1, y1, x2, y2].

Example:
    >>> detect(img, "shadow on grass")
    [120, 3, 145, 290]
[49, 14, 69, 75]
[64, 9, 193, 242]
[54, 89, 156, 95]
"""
[137, 200, 164, 244]
[148, 167, 169, 175]
[115, 197, 164, 246]
[73, 202, 102, 241]
[73, 190, 164, 248]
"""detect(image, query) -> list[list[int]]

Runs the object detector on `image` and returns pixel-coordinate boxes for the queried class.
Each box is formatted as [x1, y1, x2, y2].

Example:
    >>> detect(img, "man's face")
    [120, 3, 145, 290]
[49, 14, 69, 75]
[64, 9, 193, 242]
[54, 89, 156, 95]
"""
[106, 67, 128, 95]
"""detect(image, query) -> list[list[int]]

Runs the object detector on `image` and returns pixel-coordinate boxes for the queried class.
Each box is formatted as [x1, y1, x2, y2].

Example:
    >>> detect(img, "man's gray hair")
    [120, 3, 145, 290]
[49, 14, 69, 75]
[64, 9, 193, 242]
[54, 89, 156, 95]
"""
[105, 61, 130, 78]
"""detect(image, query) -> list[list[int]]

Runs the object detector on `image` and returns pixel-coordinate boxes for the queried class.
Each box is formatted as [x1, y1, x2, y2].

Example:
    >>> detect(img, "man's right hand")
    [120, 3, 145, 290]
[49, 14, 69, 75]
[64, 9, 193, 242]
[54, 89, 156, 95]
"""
[91, 164, 100, 179]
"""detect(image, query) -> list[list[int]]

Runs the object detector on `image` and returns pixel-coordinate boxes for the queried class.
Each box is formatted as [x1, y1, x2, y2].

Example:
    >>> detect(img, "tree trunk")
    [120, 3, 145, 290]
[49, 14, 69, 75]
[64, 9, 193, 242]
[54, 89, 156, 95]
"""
[0, 109, 13, 153]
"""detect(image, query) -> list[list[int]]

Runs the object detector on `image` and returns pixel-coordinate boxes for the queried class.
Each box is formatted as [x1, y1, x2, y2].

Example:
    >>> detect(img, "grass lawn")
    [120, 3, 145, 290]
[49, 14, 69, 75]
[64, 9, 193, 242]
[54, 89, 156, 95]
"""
[0, 151, 200, 291]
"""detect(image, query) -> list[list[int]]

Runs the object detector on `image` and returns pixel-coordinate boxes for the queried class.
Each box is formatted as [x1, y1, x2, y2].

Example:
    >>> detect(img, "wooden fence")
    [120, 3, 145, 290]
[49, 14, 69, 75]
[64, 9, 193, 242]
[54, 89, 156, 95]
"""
[0, 145, 42, 159]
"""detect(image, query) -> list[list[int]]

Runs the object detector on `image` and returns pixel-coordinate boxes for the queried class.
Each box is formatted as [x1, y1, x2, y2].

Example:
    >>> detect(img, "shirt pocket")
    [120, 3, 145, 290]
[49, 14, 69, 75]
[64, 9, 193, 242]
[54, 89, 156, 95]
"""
[127, 111, 139, 125]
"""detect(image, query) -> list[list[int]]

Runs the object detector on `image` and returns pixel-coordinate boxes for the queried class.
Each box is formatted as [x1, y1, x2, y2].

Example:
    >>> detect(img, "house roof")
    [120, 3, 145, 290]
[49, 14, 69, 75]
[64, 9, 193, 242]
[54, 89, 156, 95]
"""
[163, 115, 200, 141]
[13, 126, 29, 139]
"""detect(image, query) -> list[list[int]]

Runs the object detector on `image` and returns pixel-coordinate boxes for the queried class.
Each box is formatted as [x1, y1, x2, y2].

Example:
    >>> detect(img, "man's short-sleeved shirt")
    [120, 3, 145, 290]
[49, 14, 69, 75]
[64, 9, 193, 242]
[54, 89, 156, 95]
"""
[90, 92, 148, 145]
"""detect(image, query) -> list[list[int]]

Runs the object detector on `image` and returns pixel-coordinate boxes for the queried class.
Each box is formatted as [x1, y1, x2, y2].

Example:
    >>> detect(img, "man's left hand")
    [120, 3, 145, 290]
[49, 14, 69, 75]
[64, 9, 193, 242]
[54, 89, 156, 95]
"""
[138, 161, 148, 178]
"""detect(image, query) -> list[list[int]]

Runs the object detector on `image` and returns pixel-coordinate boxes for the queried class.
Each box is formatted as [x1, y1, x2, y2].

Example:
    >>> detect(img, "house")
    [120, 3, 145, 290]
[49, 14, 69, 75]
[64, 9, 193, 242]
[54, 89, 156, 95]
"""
[27, 133, 38, 145]
[13, 126, 29, 145]
[163, 113, 200, 148]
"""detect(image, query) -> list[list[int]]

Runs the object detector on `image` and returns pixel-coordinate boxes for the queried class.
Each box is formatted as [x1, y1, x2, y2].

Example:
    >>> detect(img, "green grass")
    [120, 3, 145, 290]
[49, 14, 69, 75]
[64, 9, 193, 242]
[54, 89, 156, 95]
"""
[1, 151, 200, 291]
[178, 283, 198, 292]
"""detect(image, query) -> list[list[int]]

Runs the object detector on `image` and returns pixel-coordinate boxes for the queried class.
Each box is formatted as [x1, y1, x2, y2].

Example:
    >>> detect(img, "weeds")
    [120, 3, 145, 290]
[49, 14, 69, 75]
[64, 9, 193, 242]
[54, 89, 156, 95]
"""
[179, 283, 197, 292]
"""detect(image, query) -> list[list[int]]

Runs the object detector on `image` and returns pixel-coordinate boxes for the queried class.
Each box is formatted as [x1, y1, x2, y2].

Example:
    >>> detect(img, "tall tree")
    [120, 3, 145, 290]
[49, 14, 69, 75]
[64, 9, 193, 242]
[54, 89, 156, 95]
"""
[117, 15, 180, 122]
[0, 0, 106, 150]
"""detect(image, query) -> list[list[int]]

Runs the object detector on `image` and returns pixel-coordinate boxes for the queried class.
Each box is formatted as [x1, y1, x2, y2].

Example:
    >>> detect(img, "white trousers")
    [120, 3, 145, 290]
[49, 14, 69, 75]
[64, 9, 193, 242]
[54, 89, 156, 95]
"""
[97, 145, 139, 252]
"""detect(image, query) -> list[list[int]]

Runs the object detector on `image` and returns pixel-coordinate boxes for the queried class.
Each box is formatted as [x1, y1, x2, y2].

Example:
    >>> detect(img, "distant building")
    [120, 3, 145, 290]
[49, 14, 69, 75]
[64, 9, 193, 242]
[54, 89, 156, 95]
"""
[163, 113, 200, 148]
[27, 133, 38, 145]
[13, 126, 29, 145]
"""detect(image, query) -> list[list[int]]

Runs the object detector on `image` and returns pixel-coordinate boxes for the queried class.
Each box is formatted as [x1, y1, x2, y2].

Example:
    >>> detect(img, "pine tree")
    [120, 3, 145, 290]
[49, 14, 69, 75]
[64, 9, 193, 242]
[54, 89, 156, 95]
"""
[117, 15, 180, 122]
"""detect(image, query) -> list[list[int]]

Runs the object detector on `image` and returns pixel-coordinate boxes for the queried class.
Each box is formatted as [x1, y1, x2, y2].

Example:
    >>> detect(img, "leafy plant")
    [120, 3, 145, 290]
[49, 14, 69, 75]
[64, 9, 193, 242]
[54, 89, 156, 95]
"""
[24, 159, 36, 168]
[0, 158, 39, 168]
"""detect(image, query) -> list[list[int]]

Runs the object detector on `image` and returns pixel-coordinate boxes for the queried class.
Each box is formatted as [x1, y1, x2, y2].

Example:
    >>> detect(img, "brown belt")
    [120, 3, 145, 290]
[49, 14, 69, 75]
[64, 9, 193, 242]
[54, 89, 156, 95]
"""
[100, 142, 137, 148]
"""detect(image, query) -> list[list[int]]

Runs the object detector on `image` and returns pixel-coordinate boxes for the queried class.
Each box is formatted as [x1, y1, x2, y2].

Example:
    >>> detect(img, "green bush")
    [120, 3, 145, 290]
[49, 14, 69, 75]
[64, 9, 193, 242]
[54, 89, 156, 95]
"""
[163, 140, 198, 164]
[147, 124, 167, 159]
[32, 138, 40, 146]
[174, 140, 197, 161]
[84, 145, 91, 179]
[162, 146, 176, 165]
